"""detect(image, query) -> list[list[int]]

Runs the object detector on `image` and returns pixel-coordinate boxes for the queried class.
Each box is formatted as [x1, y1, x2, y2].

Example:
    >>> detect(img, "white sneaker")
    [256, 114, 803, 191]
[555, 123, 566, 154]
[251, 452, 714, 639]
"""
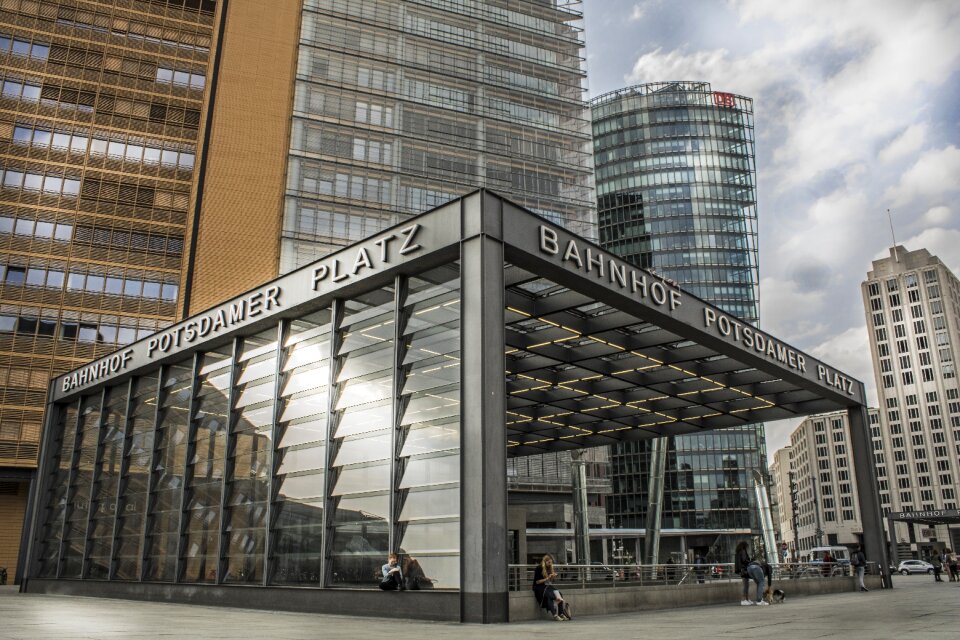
[740, 600, 754, 606]
[756, 601, 770, 606]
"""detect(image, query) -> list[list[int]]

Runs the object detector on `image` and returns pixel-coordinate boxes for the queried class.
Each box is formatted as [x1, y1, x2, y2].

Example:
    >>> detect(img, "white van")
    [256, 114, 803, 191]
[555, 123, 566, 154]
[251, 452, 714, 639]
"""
[807, 546, 851, 564]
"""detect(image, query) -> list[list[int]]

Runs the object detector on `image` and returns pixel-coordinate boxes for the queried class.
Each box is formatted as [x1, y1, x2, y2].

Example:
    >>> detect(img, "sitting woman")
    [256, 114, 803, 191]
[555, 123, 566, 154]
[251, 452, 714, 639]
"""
[532, 554, 569, 621]
[402, 557, 434, 590]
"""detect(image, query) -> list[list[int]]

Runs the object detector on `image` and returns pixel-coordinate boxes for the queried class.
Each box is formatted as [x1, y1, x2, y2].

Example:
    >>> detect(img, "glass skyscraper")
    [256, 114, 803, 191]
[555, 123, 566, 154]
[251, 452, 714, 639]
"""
[280, 0, 597, 272]
[591, 81, 764, 556]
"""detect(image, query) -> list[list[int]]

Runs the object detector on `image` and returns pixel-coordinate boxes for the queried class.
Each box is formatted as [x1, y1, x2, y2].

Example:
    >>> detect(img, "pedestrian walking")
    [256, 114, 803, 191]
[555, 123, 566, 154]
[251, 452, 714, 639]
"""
[945, 549, 958, 582]
[851, 544, 868, 592]
[930, 549, 944, 582]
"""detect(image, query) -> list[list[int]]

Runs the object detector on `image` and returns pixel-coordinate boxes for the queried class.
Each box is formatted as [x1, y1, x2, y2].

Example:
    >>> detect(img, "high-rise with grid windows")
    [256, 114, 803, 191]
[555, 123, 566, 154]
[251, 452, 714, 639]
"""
[186, 0, 596, 312]
[862, 246, 960, 557]
[0, 0, 215, 579]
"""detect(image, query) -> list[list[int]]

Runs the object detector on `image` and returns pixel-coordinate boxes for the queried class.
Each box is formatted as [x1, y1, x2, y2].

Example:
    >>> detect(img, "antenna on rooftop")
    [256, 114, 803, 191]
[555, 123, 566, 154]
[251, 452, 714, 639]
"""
[887, 209, 899, 262]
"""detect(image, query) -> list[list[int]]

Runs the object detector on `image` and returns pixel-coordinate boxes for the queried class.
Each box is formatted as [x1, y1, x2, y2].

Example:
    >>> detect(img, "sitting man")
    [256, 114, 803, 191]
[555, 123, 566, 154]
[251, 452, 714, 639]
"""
[380, 552, 403, 591]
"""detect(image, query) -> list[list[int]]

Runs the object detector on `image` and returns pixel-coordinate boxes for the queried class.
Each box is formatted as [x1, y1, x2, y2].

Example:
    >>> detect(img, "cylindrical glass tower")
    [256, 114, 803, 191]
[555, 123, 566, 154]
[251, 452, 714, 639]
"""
[591, 81, 758, 322]
[591, 81, 764, 557]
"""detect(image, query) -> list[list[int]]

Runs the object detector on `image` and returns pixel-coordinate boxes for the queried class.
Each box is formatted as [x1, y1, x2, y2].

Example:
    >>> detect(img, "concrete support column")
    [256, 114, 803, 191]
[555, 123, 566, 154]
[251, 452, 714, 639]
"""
[848, 402, 893, 588]
[460, 192, 508, 623]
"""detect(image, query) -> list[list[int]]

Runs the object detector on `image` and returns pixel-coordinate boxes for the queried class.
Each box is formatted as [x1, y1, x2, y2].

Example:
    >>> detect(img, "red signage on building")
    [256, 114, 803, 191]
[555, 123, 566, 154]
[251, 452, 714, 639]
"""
[713, 92, 735, 107]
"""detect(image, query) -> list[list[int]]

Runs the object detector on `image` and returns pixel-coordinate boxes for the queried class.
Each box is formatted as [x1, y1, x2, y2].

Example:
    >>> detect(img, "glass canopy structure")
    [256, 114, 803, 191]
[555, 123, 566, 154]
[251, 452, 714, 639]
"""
[21, 191, 888, 622]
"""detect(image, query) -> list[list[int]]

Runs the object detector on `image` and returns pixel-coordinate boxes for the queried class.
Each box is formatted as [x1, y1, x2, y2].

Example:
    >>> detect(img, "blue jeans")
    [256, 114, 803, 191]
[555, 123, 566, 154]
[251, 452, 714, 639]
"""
[746, 564, 766, 602]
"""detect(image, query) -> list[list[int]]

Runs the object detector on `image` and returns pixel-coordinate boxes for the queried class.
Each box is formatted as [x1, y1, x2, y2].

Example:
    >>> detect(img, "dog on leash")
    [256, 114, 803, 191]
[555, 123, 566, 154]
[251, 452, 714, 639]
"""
[766, 588, 785, 603]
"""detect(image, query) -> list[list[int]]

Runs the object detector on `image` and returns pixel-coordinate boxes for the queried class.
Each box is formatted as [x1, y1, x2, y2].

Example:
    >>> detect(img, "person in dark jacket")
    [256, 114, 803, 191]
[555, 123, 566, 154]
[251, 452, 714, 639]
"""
[930, 549, 944, 582]
[735, 542, 752, 605]
[851, 545, 868, 592]
[532, 554, 567, 621]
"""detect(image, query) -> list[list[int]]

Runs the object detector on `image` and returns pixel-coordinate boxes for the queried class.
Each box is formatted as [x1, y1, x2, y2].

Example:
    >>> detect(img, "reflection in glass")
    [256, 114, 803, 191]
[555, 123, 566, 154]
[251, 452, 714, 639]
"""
[182, 346, 231, 583]
[329, 289, 394, 586]
[395, 265, 461, 589]
[36, 402, 78, 577]
[113, 374, 159, 580]
[272, 310, 330, 585]
[86, 383, 128, 578]
[61, 394, 102, 578]
[143, 360, 192, 582]
[223, 331, 273, 584]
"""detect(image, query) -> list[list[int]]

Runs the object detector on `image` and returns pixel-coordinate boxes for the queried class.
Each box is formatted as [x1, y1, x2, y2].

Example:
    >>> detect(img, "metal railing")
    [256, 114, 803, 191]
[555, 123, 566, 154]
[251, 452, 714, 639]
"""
[508, 562, 880, 591]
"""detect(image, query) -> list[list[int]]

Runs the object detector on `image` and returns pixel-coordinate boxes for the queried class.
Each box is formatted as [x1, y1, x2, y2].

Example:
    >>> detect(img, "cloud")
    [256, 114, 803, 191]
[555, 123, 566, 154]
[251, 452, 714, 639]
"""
[884, 145, 960, 208]
[629, 3, 646, 21]
[922, 206, 952, 226]
[878, 124, 928, 165]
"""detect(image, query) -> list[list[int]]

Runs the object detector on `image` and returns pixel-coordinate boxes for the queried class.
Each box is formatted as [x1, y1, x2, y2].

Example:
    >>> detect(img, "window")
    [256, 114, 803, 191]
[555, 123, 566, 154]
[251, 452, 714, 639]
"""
[156, 66, 206, 90]
[4, 266, 25, 285]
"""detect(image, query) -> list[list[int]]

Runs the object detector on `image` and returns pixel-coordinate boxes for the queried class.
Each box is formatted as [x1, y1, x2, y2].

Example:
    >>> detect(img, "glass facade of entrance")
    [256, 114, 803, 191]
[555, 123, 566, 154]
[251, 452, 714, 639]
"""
[33, 266, 462, 589]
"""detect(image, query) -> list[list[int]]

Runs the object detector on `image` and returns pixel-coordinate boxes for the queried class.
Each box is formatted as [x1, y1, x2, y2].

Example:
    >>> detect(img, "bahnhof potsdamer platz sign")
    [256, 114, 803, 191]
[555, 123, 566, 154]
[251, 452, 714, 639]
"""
[20, 191, 888, 622]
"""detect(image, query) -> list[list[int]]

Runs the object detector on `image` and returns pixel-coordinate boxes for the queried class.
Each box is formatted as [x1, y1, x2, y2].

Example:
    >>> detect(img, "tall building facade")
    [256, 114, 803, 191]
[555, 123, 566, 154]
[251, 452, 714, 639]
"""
[186, 0, 597, 313]
[862, 246, 960, 554]
[0, 0, 217, 578]
[591, 81, 763, 558]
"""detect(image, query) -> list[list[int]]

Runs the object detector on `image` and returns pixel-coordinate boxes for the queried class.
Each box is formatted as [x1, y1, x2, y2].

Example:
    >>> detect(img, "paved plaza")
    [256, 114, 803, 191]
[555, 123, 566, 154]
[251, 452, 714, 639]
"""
[0, 577, 955, 639]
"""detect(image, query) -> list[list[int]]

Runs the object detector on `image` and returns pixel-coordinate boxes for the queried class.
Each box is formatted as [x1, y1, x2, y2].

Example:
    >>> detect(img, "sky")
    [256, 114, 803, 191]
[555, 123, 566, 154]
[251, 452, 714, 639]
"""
[581, 0, 960, 455]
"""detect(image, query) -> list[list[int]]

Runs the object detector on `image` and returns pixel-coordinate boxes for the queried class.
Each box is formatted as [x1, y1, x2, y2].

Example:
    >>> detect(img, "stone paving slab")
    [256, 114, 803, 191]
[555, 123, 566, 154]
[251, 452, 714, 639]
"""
[1, 576, 956, 639]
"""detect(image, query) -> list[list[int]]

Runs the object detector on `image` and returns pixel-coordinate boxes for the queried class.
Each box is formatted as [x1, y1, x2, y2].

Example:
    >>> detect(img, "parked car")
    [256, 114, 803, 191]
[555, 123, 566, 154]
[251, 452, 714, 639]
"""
[897, 559, 934, 575]
[590, 561, 617, 580]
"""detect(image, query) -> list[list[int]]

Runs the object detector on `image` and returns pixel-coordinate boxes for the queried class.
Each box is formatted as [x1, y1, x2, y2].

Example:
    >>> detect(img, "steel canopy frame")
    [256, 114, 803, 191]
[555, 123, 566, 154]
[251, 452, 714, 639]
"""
[24, 190, 892, 624]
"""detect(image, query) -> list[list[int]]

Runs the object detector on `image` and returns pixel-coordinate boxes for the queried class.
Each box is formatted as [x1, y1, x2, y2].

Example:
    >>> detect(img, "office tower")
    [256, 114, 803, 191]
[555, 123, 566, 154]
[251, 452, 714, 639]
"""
[863, 246, 960, 554]
[186, 0, 597, 312]
[0, 0, 216, 578]
[591, 81, 763, 558]
[771, 410, 880, 555]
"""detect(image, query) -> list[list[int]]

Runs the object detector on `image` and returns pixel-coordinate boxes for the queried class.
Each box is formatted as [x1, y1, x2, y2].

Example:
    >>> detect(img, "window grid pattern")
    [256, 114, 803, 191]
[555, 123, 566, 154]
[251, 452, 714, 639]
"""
[281, 0, 595, 273]
[0, 0, 214, 469]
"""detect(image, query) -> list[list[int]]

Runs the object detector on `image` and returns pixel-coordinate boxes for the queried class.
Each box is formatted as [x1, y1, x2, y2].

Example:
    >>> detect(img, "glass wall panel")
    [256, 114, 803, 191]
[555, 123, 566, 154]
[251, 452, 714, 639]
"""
[329, 288, 394, 585]
[36, 402, 79, 577]
[272, 310, 331, 585]
[113, 373, 159, 580]
[181, 346, 231, 583]
[223, 330, 274, 584]
[85, 383, 128, 578]
[61, 394, 102, 578]
[396, 265, 461, 589]
[144, 360, 192, 582]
